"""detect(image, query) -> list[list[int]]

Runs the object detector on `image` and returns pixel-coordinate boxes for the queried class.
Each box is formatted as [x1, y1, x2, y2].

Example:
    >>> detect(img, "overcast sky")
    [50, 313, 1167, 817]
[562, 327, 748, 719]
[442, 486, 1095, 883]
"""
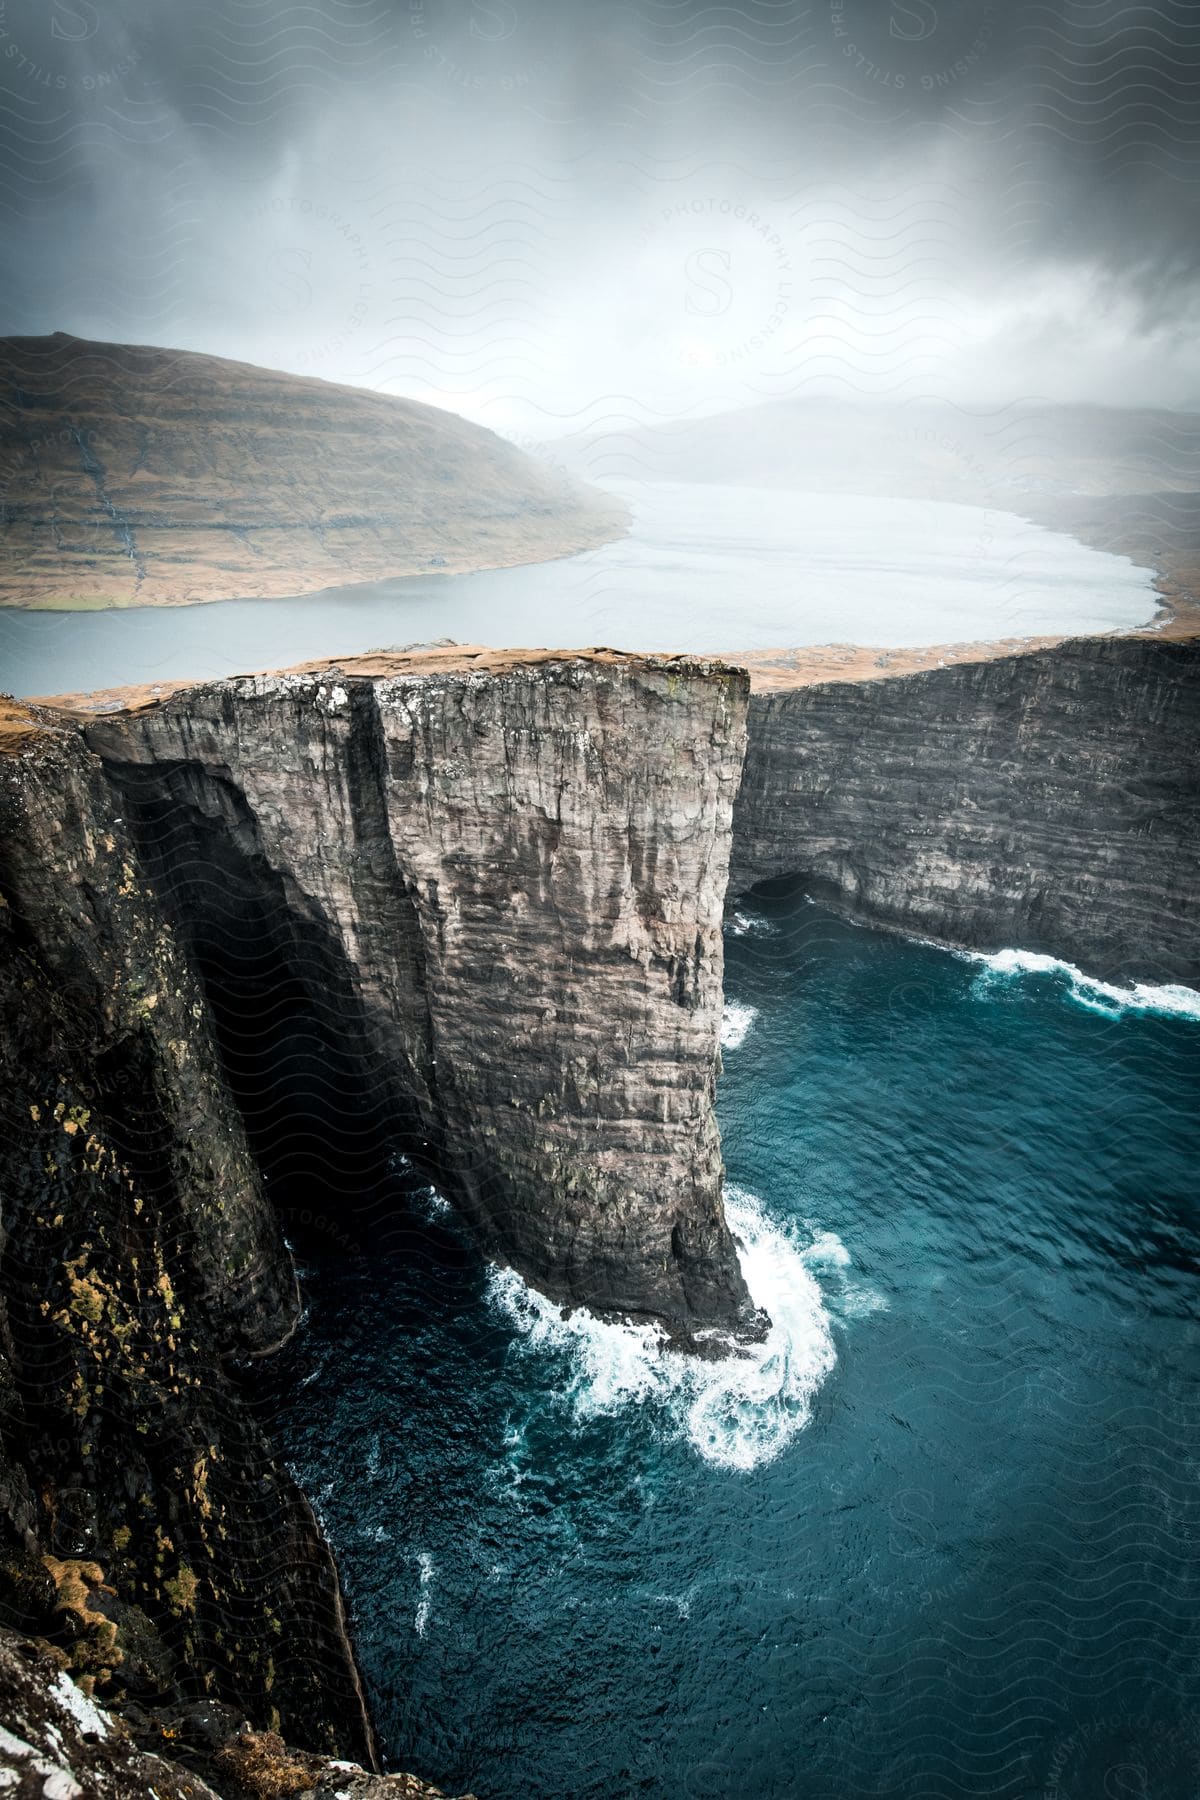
[1, 0, 1198, 430]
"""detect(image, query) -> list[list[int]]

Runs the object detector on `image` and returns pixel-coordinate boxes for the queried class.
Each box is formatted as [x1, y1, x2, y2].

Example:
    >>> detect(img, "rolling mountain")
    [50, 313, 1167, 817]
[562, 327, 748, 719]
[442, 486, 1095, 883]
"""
[0, 334, 626, 610]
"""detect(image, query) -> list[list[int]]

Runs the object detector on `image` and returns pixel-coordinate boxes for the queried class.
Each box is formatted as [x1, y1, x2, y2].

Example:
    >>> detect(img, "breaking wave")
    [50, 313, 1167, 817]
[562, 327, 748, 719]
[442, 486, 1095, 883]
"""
[486, 1188, 865, 1472]
[964, 947, 1200, 1021]
[726, 910, 778, 937]
[720, 1001, 758, 1049]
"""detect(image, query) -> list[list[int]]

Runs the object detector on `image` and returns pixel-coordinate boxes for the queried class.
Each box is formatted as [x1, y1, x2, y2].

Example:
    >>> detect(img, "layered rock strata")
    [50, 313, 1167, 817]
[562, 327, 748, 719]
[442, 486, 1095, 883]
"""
[732, 635, 1200, 983]
[81, 649, 755, 1337]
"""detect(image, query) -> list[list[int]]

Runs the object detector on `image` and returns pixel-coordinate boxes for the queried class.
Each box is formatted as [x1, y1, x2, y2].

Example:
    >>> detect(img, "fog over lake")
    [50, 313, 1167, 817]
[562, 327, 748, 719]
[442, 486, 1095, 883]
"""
[1, 483, 1159, 699]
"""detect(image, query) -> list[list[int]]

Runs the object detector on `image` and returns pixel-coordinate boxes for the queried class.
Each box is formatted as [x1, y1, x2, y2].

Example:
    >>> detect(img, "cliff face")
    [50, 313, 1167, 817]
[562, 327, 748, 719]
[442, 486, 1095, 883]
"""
[0, 646, 760, 1787]
[0, 716, 297, 1353]
[82, 649, 755, 1338]
[0, 334, 626, 609]
[0, 710, 375, 1765]
[0, 647, 756, 1779]
[732, 636, 1200, 983]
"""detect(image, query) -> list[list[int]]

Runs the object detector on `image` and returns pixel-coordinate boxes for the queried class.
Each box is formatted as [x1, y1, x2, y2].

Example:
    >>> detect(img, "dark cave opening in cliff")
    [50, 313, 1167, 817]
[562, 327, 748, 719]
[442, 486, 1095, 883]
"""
[105, 762, 459, 1267]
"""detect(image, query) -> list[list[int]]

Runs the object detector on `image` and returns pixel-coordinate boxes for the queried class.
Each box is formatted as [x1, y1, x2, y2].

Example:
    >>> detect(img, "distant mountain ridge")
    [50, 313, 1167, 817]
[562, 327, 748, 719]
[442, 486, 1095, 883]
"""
[0, 334, 626, 610]
[558, 395, 1200, 499]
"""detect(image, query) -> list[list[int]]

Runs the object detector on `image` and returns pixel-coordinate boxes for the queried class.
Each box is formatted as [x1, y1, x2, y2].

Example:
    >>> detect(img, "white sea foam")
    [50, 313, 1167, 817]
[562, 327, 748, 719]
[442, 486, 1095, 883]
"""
[651, 1589, 694, 1619]
[720, 1002, 758, 1050]
[414, 1552, 435, 1638]
[801, 1231, 851, 1269]
[964, 947, 1200, 1021]
[412, 1184, 454, 1221]
[801, 1231, 888, 1319]
[391, 1151, 455, 1220]
[726, 910, 777, 937]
[486, 1187, 846, 1472]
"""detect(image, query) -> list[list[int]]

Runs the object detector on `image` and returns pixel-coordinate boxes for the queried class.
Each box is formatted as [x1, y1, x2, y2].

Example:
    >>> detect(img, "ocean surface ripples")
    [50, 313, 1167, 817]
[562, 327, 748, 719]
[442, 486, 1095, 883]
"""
[265, 895, 1200, 1799]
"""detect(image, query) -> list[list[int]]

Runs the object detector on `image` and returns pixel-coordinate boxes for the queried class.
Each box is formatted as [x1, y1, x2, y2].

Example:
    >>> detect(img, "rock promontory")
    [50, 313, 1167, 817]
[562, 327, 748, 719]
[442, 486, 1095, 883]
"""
[77, 647, 756, 1338]
[0, 646, 760, 1780]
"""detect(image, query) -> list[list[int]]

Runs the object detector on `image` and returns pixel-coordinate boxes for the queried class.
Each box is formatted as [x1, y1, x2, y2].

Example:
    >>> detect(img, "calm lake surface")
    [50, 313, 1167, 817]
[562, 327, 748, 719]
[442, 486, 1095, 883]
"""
[0, 484, 1159, 697]
[259, 897, 1200, 1800]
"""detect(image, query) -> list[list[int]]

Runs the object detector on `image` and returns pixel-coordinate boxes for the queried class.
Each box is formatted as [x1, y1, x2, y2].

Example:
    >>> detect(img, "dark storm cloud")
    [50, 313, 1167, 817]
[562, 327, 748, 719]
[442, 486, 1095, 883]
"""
[1, 0, 1198, 413]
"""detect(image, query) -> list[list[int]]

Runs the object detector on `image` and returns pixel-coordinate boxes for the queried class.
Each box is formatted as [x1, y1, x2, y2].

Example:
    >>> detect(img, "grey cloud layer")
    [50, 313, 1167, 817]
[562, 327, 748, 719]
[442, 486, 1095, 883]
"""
[1, 0, 1197, 417]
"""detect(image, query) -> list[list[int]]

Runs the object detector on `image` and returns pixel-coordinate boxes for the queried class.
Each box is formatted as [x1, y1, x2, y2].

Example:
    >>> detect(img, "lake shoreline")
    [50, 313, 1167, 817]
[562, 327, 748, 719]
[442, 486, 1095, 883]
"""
[3, 484, 1165, 702]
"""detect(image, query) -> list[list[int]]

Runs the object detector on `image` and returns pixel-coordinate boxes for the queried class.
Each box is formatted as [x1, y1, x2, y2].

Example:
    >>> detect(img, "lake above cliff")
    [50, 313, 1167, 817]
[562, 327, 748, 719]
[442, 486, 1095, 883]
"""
[0, 483, 1160, 697]
[260, 895, 1200, 1800]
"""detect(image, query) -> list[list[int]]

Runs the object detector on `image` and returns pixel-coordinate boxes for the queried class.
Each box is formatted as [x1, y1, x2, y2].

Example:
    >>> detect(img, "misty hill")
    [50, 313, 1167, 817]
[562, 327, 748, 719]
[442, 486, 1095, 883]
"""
[0, 334, 626, 610]
[561, 397, 1200, 501]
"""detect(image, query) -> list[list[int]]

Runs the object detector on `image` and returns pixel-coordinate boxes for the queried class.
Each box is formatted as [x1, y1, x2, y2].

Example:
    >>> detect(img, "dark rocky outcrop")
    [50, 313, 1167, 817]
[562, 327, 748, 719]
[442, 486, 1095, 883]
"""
[0, 1626, 473, 1798]
[732, 635, 1200, 984]
[0, 709, 376, 1765]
